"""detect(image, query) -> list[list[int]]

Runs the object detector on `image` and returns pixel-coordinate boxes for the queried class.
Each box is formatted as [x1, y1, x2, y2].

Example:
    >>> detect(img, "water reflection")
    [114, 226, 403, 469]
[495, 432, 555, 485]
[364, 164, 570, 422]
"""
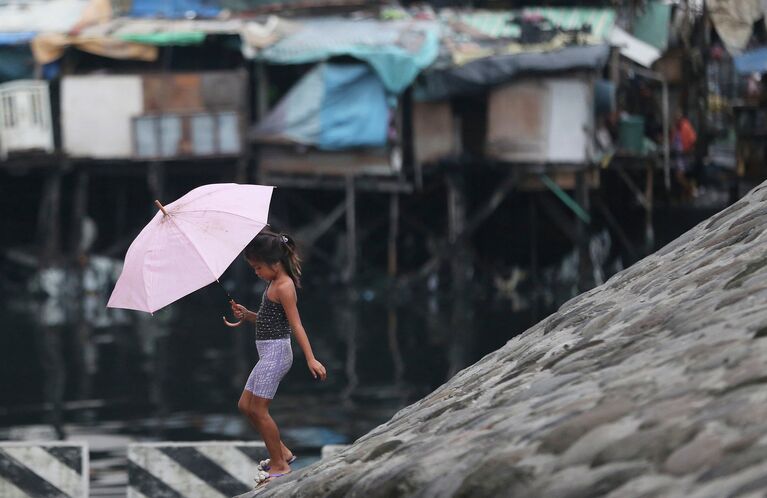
[2, 261, 545, 454]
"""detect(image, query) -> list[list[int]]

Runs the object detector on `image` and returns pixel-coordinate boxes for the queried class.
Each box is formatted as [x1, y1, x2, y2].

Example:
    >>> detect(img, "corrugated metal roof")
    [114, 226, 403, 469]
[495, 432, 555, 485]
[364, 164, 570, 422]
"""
[458, 7, 616, 41]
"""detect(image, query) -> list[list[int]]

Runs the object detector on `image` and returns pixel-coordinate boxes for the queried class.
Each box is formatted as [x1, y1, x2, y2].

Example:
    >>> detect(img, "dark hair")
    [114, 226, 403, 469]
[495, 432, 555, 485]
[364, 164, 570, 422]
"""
[244, 228, 302, 288]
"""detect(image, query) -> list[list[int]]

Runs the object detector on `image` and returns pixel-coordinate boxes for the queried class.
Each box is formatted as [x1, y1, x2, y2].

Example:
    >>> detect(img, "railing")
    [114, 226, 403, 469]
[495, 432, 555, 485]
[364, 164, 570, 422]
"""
[132, 111, 242, 159]
[0, 80, 54, 159]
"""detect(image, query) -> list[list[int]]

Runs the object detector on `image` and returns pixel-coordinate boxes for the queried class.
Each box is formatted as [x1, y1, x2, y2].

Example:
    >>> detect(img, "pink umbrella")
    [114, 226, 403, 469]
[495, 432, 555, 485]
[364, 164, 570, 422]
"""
[107, 183, 273, 320]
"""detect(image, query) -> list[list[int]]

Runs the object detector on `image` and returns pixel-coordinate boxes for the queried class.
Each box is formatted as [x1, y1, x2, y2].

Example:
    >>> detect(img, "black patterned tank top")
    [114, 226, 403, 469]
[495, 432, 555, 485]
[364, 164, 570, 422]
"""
[255, 286, 292, 340]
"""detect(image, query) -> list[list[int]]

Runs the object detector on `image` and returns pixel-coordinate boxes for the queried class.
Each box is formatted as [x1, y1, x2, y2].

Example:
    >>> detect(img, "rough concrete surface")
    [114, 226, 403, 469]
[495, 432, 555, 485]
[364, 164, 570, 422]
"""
[249, 182, 767, 497]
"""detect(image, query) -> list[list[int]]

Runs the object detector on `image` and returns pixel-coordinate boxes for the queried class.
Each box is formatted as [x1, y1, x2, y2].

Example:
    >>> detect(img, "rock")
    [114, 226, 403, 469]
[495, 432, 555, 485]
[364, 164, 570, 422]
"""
[594, 424, 697, 465]
[558, 419, 641, 468]
[254, 182, 767, 497]
[539, 397, 635, 454]
[604, 475, 676, 498]
[663, 424, 739, 476]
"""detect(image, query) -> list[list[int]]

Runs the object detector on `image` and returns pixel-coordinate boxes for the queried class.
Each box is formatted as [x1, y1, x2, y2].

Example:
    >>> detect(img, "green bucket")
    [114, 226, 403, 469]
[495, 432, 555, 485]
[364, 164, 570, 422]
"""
[619, 115, 645, 154]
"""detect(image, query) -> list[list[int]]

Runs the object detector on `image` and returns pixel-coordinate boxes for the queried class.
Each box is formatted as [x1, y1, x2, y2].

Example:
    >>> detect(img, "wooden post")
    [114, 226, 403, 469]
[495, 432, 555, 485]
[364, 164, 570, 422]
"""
[447, 174, 466, 246]
[387, 306, 404, 386]
[387, 193, 399, 278]
[645, 161, 655, 253]
[529, 196, 540, 320]
[256, 62, 269, 121]
[343, 175, 357, 283]
[70, 170, 89, 257]
[609, 46, 621, 87]
[39, 168, 63, 266]
[575, 169, 591, 292]
[339, 293, 359, 404]
[662, 80, 671, 191]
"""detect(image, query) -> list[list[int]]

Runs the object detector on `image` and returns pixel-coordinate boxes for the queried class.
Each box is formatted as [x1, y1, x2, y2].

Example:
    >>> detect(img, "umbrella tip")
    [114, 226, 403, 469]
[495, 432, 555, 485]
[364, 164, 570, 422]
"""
[154, 200, 169, 216]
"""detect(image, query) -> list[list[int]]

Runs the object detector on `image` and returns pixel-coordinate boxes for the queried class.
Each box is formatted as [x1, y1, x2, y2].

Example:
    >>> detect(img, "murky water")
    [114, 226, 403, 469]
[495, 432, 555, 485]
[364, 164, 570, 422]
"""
[0, 265, 543, 495]
[0, 190, 729, 495]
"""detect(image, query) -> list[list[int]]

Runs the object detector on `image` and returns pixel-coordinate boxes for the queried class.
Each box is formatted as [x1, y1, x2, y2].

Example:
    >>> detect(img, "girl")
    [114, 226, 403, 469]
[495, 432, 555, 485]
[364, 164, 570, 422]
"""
[230, 229, 327, 486]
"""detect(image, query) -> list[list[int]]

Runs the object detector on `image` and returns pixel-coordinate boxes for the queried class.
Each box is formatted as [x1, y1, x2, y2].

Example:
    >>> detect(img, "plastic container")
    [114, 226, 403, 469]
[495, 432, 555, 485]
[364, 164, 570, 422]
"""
[619, 114, 645, 154]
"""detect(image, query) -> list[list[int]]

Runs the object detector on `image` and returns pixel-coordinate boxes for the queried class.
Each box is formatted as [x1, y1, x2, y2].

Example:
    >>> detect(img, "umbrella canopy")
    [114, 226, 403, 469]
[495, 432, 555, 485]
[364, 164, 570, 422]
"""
[108, 183, 273, 313]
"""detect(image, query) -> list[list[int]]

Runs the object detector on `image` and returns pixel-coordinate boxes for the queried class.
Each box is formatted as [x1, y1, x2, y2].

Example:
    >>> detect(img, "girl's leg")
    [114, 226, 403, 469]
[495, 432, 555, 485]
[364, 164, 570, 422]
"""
[238, 390, 293, 468]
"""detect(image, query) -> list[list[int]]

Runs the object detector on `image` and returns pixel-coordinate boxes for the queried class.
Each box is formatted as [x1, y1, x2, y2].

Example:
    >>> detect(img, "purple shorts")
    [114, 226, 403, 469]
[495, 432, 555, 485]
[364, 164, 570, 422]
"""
[245, 338, 293, 399]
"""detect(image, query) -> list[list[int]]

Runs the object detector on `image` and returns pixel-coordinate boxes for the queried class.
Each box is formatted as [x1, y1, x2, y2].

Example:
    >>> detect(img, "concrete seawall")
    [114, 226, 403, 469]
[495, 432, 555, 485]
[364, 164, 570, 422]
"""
[251, 181, 767, 497]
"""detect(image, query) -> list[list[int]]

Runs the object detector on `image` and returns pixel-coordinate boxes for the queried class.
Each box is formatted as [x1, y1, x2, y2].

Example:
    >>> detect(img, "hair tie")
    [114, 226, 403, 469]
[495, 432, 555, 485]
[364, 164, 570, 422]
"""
[280, 235, 288, 244]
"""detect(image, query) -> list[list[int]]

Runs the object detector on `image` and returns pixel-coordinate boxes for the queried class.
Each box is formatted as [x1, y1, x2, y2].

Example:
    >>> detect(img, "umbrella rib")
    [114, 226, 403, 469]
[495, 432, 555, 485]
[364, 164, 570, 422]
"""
[173, 209, 269, 225]
[140, 216, 165, 313]
[163, 214, 221, 281]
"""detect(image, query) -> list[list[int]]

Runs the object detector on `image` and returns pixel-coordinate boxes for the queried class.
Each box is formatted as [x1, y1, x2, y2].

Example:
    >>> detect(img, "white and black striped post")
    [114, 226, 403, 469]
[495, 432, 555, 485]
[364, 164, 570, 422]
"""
[0, 442, 88, 498]
[128, 441, 269, 498]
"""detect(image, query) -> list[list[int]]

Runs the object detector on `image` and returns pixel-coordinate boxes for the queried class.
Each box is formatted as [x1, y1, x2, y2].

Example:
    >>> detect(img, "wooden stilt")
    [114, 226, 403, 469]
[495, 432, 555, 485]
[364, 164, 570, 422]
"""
[446, 173, 470, 377]
[595, 196, 638, 261]
[387, 306, 404, 386]
[39, 168, 63, 266]
[71, 169, 93, 410]
[447, 174, 466, 246]
[575, 170, 591, 292]
[339, 295, 359, 404]
[294, 200, 346, 246]
[529, 196, 540, 321]
[645, 161, 655, 253]
[343, 175, 357, 283]
[256, 62, 269, 120]
[406, 171, 516, 284]
[388, 193, 399, 278]
[70, 169, 89, 257]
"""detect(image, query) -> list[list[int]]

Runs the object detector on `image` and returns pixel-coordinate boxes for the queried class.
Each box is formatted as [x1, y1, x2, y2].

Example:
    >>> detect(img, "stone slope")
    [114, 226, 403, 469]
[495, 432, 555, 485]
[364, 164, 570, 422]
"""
[257, 182, 767, 498]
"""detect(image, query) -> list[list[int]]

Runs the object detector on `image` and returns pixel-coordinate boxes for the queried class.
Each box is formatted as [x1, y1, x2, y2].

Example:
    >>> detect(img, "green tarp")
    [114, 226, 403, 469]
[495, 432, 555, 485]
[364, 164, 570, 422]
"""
[118, 32, 207, 46]
[458, 7, 617, 40]
[257, 18, 439, 94]
[632, 0, 671, 51]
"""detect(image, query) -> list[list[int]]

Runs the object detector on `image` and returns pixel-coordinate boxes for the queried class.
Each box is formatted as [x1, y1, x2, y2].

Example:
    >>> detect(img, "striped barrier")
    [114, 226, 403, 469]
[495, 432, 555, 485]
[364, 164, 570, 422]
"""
[128, 441, 269, 498]
[0, 442, 89, 498]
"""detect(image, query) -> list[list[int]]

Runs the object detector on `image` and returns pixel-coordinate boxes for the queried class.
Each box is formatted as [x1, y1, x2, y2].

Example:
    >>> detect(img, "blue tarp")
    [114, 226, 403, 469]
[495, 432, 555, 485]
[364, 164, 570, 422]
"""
[254, 63, 388, 150]
[257, 18, 440, 94]
[130, 0, 221, 19]
[734, 47, 767, 74]
[0, 32, 36, 45]
[0, 46, 35, 83]
[320, 64, 388, 149]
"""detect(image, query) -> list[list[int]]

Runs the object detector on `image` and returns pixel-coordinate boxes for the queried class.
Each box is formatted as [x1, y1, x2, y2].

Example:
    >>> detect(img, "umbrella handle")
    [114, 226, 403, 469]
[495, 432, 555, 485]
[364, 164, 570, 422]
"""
[223, 315, 243, 327]
[224, 299, 243, 327]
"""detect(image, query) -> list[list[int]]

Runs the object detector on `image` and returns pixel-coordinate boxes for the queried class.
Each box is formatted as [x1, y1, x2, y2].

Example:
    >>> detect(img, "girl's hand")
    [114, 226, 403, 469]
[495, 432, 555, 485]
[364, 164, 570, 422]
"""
[231, 301, 249, 320]
[307, 359, 327, 381]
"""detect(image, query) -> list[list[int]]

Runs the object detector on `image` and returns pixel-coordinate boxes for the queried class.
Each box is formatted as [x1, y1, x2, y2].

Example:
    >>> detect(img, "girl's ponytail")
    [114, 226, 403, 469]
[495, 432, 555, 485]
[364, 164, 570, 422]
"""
[244, 228, 302, 288]
[280, 233, 302, 288]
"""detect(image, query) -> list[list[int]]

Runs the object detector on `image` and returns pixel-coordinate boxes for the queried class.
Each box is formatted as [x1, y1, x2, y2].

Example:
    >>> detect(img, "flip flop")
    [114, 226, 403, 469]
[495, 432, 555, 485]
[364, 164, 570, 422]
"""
[255, 470, 291, 487]
[258, 455, 296, 471]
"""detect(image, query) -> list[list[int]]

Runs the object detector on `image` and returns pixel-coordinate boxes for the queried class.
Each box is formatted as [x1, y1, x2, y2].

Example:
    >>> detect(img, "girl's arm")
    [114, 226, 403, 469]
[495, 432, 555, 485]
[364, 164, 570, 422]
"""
[276, 283, 327, 381]
[231, 301, 257, 323]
